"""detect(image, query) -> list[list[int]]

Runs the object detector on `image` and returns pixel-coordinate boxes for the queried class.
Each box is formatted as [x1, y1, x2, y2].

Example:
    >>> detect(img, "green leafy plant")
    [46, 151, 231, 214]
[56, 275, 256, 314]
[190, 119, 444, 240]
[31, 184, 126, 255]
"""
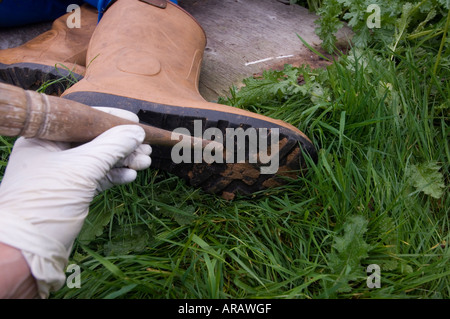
[406, 161, 446, 199]
[327, 215, 373, 293]
[311, 0, 450, 53]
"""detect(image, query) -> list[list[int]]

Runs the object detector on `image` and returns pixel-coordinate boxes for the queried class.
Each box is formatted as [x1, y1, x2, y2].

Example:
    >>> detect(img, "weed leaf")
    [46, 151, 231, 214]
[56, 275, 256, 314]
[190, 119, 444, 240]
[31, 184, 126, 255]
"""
[327, 215, 372, 292]
[406, 161, 445, 199]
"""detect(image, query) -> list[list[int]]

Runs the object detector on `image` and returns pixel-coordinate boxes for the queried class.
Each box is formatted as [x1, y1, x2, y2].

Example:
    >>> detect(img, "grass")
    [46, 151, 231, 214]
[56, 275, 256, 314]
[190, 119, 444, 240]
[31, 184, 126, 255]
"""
[1, 30, 448, 300]
[46, 43, 448, 299]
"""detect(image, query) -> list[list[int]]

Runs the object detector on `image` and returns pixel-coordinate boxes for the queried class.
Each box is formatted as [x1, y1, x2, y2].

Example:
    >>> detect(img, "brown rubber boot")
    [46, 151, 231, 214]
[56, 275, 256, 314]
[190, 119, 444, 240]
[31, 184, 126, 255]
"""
[0, 4, 98, 95]
[62, 0, 317, 199]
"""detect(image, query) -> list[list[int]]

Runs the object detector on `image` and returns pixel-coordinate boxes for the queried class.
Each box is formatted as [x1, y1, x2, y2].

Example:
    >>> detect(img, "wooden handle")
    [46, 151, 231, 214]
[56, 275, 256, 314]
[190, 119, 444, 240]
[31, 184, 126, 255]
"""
[0, 82, 216, 149]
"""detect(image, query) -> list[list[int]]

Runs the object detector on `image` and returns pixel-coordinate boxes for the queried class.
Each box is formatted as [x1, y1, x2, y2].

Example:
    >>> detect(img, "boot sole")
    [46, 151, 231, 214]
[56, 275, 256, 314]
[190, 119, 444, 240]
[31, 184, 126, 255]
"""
[0, 62, 83, 96]
[64, 92, 318, 199]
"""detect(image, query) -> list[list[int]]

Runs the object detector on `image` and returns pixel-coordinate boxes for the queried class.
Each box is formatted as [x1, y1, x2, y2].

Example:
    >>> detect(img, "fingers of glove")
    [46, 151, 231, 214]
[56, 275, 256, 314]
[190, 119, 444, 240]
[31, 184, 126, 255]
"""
[120, 144, 152, 170]
[109, 168, 138, 185]
[97, 168, 138, 192]
[137, 144, 152, 156]
[92, 106, 140, 123]
[67, 125, 146, 178]
[90, 108, 151, 170]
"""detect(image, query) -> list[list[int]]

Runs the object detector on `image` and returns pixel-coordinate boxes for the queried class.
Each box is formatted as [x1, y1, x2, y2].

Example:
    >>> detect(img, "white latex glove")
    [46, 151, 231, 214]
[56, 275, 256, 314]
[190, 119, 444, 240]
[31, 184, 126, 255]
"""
[0, 107, 152, 298]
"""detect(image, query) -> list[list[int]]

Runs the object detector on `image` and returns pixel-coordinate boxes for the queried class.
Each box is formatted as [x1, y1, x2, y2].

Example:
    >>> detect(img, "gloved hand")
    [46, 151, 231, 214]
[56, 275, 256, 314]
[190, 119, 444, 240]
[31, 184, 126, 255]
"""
[0, 107, 152, 298]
